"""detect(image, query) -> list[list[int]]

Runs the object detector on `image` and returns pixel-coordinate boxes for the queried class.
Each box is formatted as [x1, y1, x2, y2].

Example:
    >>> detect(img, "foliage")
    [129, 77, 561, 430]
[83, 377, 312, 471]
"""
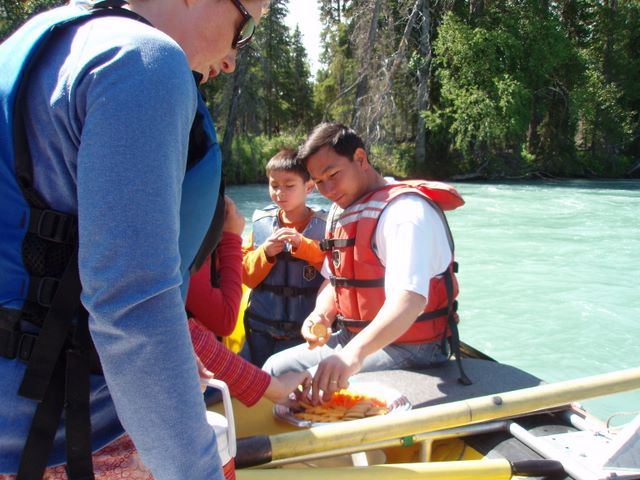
[226, 132, 308, 184]
[3, 0, 638, 180]
[1, 0, 64, 41]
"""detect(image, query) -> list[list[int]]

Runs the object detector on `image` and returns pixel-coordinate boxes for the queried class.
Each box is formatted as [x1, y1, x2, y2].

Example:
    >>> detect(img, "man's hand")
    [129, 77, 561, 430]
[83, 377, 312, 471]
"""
[301, 314, 332, 349]
[310, 349, 361, 403]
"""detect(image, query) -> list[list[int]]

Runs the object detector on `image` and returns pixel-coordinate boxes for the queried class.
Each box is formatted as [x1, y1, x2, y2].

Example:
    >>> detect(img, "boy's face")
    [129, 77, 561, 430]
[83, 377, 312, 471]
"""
[306, 146, 369, 209]
[268, 170, 313, 213]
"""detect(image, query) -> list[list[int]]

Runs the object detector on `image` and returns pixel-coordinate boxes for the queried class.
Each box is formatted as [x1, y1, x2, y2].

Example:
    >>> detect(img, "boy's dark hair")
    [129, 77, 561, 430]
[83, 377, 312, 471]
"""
[266, 148, 310, 182]
[297, 122, 366, 168]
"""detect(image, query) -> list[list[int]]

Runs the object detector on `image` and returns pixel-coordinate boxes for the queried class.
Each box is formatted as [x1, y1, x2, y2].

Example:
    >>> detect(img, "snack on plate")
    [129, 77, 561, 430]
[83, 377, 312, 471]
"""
[293, 389, 389, 423]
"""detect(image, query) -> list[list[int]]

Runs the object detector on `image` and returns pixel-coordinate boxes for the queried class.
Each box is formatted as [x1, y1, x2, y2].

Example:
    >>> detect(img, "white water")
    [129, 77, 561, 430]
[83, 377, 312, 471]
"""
[227, 180, 640, 423]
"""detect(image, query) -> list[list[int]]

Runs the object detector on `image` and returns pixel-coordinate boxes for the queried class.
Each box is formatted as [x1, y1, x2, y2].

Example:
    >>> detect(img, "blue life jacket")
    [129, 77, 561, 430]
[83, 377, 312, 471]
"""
[244, 206, 327, 339]
[0, 4, 222, 478]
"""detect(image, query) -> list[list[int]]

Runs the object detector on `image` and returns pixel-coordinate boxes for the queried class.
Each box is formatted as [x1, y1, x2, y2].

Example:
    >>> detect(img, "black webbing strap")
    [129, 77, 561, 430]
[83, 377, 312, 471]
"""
[17, 356, 67, 479]
[16, 317, 95, 480]
[319, 238, 354, 252]
[18, 249, 81, 401]
[243, 310, 302, 334]
[16, 250, 95, 480]
[443, 268, 471, 385]
[336, 303, 457, 330]
[64, 311, 94, 480]
[253, 284, 318, 297]
[335, 314, 366, 329]
[329, 275, 384, 288]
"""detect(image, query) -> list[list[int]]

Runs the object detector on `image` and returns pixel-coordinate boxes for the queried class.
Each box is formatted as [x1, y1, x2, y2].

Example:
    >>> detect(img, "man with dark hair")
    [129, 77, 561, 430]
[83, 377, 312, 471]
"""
[263, 122, 467, 403]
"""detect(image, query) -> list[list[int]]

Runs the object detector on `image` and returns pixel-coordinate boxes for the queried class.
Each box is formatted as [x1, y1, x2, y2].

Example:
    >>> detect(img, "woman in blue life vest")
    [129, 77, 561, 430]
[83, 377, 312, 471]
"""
[0, 1, 267, 479]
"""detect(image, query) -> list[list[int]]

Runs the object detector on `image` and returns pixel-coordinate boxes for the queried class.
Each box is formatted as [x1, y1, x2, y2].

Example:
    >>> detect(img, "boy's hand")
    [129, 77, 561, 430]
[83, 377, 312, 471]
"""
[262, 231, 286, 258]
[275, 228, 303, 249]
[222, 196, 245, 235]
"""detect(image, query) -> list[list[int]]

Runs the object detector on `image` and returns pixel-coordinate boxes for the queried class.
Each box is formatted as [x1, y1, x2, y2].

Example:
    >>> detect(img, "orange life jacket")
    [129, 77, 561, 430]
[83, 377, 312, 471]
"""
[321, 180, 464, 344]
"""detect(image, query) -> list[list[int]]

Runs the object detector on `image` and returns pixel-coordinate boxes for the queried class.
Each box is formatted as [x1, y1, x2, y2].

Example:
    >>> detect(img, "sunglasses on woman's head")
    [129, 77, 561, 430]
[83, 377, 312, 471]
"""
[229, 0, 256, 49]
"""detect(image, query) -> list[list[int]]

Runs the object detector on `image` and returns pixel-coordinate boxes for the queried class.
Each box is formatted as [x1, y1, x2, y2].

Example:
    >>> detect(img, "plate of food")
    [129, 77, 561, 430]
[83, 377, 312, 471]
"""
[273, 381, 411, 428]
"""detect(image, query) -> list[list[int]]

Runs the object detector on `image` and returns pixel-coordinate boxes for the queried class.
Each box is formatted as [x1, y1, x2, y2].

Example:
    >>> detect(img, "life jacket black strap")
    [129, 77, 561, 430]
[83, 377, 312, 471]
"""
[16, 316, 95, 480]
[443, 268, 471, 386]
[244, 310, 303, 335]
[64, 312, 94, 480]
[415, 301, 458, 322]
[329, 275, 384, 288]
[18, 249, 82, 401]
[335, 303, 456, 330]
[253, 284, 319, 297]
[319, 238, 354, 251]
[0, 308, 38, 361]
[17, 356, 67, 480]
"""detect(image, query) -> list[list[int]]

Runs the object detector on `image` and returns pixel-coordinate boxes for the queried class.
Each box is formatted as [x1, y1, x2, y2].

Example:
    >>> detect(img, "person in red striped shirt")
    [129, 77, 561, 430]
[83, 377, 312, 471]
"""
[186, 196, 310, 406]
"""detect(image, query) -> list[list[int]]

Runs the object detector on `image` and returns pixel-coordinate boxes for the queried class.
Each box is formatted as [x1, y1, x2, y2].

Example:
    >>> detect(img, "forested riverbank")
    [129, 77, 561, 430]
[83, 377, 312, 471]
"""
[3, 0, 639, 182]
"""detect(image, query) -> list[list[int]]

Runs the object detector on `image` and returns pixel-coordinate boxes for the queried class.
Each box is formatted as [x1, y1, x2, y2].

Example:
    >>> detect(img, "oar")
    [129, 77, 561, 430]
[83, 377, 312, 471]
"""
[236, 367, 640, 467]
[236, 459, 564, 480]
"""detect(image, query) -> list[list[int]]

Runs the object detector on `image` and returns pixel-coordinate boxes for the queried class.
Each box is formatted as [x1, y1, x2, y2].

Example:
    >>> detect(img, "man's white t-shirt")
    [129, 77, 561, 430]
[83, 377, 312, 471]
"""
[322, 193, 452, 303]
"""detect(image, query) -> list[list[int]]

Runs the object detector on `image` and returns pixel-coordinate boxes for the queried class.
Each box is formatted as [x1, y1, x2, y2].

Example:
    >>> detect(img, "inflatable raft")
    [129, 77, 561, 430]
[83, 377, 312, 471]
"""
[209, 343, 640, 480]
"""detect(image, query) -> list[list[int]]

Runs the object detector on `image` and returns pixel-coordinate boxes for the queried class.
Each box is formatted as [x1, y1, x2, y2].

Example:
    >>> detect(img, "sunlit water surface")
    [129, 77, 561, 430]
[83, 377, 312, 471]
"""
[227, 180, 640, 422]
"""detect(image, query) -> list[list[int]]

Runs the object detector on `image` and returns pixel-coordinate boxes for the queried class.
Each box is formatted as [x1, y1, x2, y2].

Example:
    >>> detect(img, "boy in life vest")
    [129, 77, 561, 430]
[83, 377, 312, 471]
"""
[241, 149, 327, 367]
[263, 123, 467, 404]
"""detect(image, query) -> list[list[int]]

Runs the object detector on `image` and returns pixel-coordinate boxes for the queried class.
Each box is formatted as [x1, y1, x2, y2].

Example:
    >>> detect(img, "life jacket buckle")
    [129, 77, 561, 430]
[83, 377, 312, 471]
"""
[36, 277, 59, 307]
[17, 332, 37, 361]
[0, 328, 37, 362]
[36, 209, 76, 243]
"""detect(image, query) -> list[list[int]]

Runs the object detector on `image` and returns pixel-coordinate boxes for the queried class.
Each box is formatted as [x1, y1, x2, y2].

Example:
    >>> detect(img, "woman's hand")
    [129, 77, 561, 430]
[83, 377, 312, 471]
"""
[195, 356, 214, 393]
[222, 196, 245, 235]
[264, 370, 312, 405]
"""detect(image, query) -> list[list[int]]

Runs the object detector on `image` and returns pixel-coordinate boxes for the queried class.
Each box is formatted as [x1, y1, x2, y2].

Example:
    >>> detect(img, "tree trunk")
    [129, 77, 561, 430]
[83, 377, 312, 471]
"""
[415, 0, 431, 172]
[222, 51, 249, 183]
[351, 0, 382, 132]
[469, 0, 483, 25]
[367, 0, 421, 143]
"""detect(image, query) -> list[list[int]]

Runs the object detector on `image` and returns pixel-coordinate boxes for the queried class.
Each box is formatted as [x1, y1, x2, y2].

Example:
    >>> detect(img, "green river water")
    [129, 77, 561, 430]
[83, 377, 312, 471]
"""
[226, 179, 640, 423]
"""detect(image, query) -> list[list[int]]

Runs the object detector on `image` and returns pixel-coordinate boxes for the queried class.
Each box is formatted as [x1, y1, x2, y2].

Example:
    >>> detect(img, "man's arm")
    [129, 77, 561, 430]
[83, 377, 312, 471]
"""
[310, 289, 425, 402]
[310, 194, 451, 402]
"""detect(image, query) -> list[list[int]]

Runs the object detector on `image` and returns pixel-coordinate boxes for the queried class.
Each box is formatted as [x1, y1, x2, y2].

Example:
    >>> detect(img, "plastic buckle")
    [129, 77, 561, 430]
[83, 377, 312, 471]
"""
[0, 329, 20, 359]
[36, 277, 59, 307]
[17, 333, 37, 362]
[37, 209, 74, 243]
